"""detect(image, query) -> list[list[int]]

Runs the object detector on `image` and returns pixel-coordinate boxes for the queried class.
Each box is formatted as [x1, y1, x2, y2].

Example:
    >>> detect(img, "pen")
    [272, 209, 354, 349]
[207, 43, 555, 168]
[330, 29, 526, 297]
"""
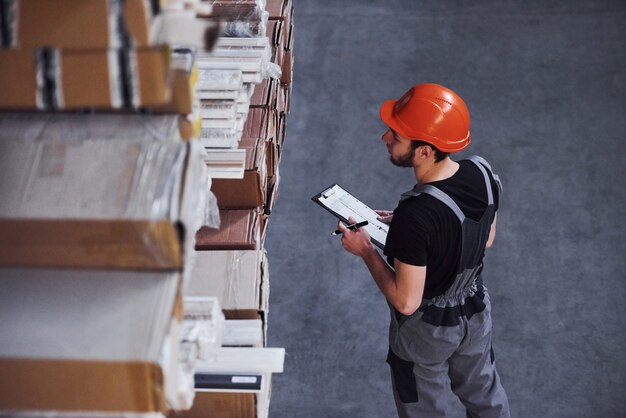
[331, 220, 369, 235]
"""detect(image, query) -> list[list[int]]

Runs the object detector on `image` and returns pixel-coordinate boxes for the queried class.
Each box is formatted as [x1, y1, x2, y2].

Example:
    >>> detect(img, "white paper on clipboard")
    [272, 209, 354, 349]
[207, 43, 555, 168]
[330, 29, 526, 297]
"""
[312, 184, 389, 250]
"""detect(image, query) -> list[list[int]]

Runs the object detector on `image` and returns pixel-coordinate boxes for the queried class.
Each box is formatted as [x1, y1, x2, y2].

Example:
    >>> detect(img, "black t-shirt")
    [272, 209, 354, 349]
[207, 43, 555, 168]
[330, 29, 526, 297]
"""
[383, 160, 500, 300]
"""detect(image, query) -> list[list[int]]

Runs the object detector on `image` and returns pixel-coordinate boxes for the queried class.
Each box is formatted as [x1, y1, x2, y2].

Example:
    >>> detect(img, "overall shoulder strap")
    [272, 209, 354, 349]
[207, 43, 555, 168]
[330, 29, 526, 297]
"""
[409, 184, 466, 223]
[466, 155, 503, 203]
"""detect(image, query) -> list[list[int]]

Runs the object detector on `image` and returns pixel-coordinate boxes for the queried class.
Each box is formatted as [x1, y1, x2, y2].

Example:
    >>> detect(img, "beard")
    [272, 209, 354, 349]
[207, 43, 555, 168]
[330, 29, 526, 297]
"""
[389, 147, 415, 167]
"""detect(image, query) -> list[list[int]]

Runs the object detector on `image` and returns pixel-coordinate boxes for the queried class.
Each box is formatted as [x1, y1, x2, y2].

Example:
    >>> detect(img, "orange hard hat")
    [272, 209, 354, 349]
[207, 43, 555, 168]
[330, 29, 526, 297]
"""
[379, 83, 471, 152]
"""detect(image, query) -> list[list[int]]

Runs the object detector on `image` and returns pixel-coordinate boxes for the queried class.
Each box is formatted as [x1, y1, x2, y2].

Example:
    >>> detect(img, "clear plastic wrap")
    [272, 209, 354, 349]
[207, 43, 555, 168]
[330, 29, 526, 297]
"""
[0, 413, 165, 418]
[200, 99, 238, 119]
[0, 268, 180, 361]
[149, 10, 221, 49]
[179, 140, 220, 284]
[197, 68, 243, 91]
[210, 0, 269, 38]
[200, 127, 242, 148]
[210, 36, 281, 80]
[0, 112, 182, 143]
[174, 296, 226, 409]
[0, 138, 186, 221]
[204, 189, 221, 228]
[0, 268, 182, 413]
[185, 249, 268, 310]
[181, 296, 225, 360]
[0, 126, 206, 270]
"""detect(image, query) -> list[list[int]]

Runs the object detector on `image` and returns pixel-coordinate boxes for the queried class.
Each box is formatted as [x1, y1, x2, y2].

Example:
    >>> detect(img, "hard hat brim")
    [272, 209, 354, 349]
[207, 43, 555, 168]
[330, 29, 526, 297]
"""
[379, 99, 413, 140]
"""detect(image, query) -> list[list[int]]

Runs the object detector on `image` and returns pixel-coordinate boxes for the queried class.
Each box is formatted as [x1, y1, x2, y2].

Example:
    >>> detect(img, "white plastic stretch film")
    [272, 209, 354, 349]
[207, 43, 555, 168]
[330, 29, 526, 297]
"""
[205, 0, 268, 38]
[0, 268, 180, 362]
[186, 250, 267, 310]
[182, 296, 225, 360]
[149, 10, 221, 49]
[222, 10, 268, 39]
[180, 141, 219, 286]
[175, 297, 226, 408]
[197, 68, 243, 91]
[0, 138, 186, 220]
[212, 36, 281, 80]
[0, 412, 166, 418]
[0, 112, 182, 143]
[200, 127, 242, 148]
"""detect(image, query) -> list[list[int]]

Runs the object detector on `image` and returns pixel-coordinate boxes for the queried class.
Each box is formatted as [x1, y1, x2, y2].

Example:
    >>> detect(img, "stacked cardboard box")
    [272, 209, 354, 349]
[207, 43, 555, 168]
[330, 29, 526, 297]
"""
[0, 1, 218, 416]
[181, 1, 294, 417]
[0, 0, 293, 416]
[0, 0, 165, 110]
[257, 0, 295, 216]
[0, 132, 213, 415]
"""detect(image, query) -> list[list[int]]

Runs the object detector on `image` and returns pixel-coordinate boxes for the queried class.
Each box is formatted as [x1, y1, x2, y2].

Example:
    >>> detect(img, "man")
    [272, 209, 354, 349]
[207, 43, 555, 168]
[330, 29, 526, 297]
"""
[337, 83, 510, 417]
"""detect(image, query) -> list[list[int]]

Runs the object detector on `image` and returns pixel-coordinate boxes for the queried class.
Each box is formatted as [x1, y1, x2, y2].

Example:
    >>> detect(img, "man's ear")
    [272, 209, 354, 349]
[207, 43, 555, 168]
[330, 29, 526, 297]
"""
[415, 144, 432, 160]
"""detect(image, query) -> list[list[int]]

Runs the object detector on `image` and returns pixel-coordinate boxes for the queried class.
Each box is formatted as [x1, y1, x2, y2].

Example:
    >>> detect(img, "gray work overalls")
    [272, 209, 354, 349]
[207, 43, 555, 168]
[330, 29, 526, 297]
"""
[387, 156, 510, 418]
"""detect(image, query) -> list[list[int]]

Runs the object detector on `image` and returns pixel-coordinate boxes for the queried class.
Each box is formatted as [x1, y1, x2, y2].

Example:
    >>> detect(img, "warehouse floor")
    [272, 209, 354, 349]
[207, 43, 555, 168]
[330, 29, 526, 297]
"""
[265, 1, 626, 417]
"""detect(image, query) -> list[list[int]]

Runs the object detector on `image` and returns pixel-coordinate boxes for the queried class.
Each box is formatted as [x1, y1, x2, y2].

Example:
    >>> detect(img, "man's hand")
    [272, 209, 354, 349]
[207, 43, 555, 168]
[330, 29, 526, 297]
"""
[375, 210, 393, 224]
[338, 216, 375, 258]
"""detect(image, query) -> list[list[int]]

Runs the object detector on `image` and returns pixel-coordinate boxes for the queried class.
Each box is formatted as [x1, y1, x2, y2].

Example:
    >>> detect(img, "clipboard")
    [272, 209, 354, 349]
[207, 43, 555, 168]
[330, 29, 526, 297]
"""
[311, 184, 388, 250]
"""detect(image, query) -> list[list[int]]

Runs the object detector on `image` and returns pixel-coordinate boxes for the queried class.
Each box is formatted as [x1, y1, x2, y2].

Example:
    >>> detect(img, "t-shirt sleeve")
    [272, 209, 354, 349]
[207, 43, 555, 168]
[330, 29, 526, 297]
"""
[383, 204, 428, 267]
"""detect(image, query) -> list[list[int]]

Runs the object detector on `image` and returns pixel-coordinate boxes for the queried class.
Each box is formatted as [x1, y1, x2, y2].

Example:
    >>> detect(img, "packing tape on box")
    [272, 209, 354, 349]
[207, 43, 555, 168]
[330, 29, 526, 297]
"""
[0, 358, 167, 412]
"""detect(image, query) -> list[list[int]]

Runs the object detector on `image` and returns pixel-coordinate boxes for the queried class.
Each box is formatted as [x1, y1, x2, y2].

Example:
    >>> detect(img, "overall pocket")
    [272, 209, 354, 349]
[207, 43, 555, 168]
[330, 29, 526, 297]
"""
[386, 347, 418, 403]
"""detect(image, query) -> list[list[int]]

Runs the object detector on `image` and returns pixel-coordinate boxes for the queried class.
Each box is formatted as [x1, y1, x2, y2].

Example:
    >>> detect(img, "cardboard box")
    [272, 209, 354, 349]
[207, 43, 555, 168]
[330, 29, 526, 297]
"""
[265, 138, 279, 178]
[280, 83, 292, 114]
[16, 0, 115, 48]
[0, 112, 182, 142]
[179, 112, 202, 140]
[0, 219, 182, 270]
[286, 20, 295, 51]
[60, 48, 123, 109]
[172, 392, 255, 418]
[0, 359, 166, 412]
[186, 249, 268, 311]
[274, 41, 285, 71]
[0, 49, 40, 109]
[211, 136, 268, 208]
[156, 66, 198, 114]
[60, 46, 171, 109]
[250, 78, 279, 110]
[151, 14, 221, 50]
[0, 46, 171, 110]
[278, 111, 287, 145]
[0, 267, 181, 412]
[209, 1, 260, 21]
[265, 169, 281, 216]
[265, 0, 285, 17]
[0, 139, 186, 220]
[241, 108, 275, 142]
[193, 348, 284, 418]
[0, 138, 209, 270]
[195, 209, 262, 251]
[124, 0, 152, 46]
[268, 0, 293, 43]
[266, 19, 283, 48]
[280, 50, 293, 86]
[14, 0, 150, 48]
[135, 47, 172, 107]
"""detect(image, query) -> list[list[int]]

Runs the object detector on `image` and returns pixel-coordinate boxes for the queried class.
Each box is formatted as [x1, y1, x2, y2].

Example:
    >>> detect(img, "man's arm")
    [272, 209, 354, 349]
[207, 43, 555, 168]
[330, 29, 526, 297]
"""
[486, 214, 497, 249]
[338, 218, 426, 315]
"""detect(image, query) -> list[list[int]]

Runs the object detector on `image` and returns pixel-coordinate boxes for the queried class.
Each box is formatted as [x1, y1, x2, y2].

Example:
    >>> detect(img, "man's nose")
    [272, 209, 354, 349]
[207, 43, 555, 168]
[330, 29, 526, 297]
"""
[381, 129, 393, 144]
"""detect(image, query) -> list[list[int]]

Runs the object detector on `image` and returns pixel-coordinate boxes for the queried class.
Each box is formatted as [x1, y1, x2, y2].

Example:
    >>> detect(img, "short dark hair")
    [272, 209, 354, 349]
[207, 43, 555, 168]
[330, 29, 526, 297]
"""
[410, 140, 449, 163]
